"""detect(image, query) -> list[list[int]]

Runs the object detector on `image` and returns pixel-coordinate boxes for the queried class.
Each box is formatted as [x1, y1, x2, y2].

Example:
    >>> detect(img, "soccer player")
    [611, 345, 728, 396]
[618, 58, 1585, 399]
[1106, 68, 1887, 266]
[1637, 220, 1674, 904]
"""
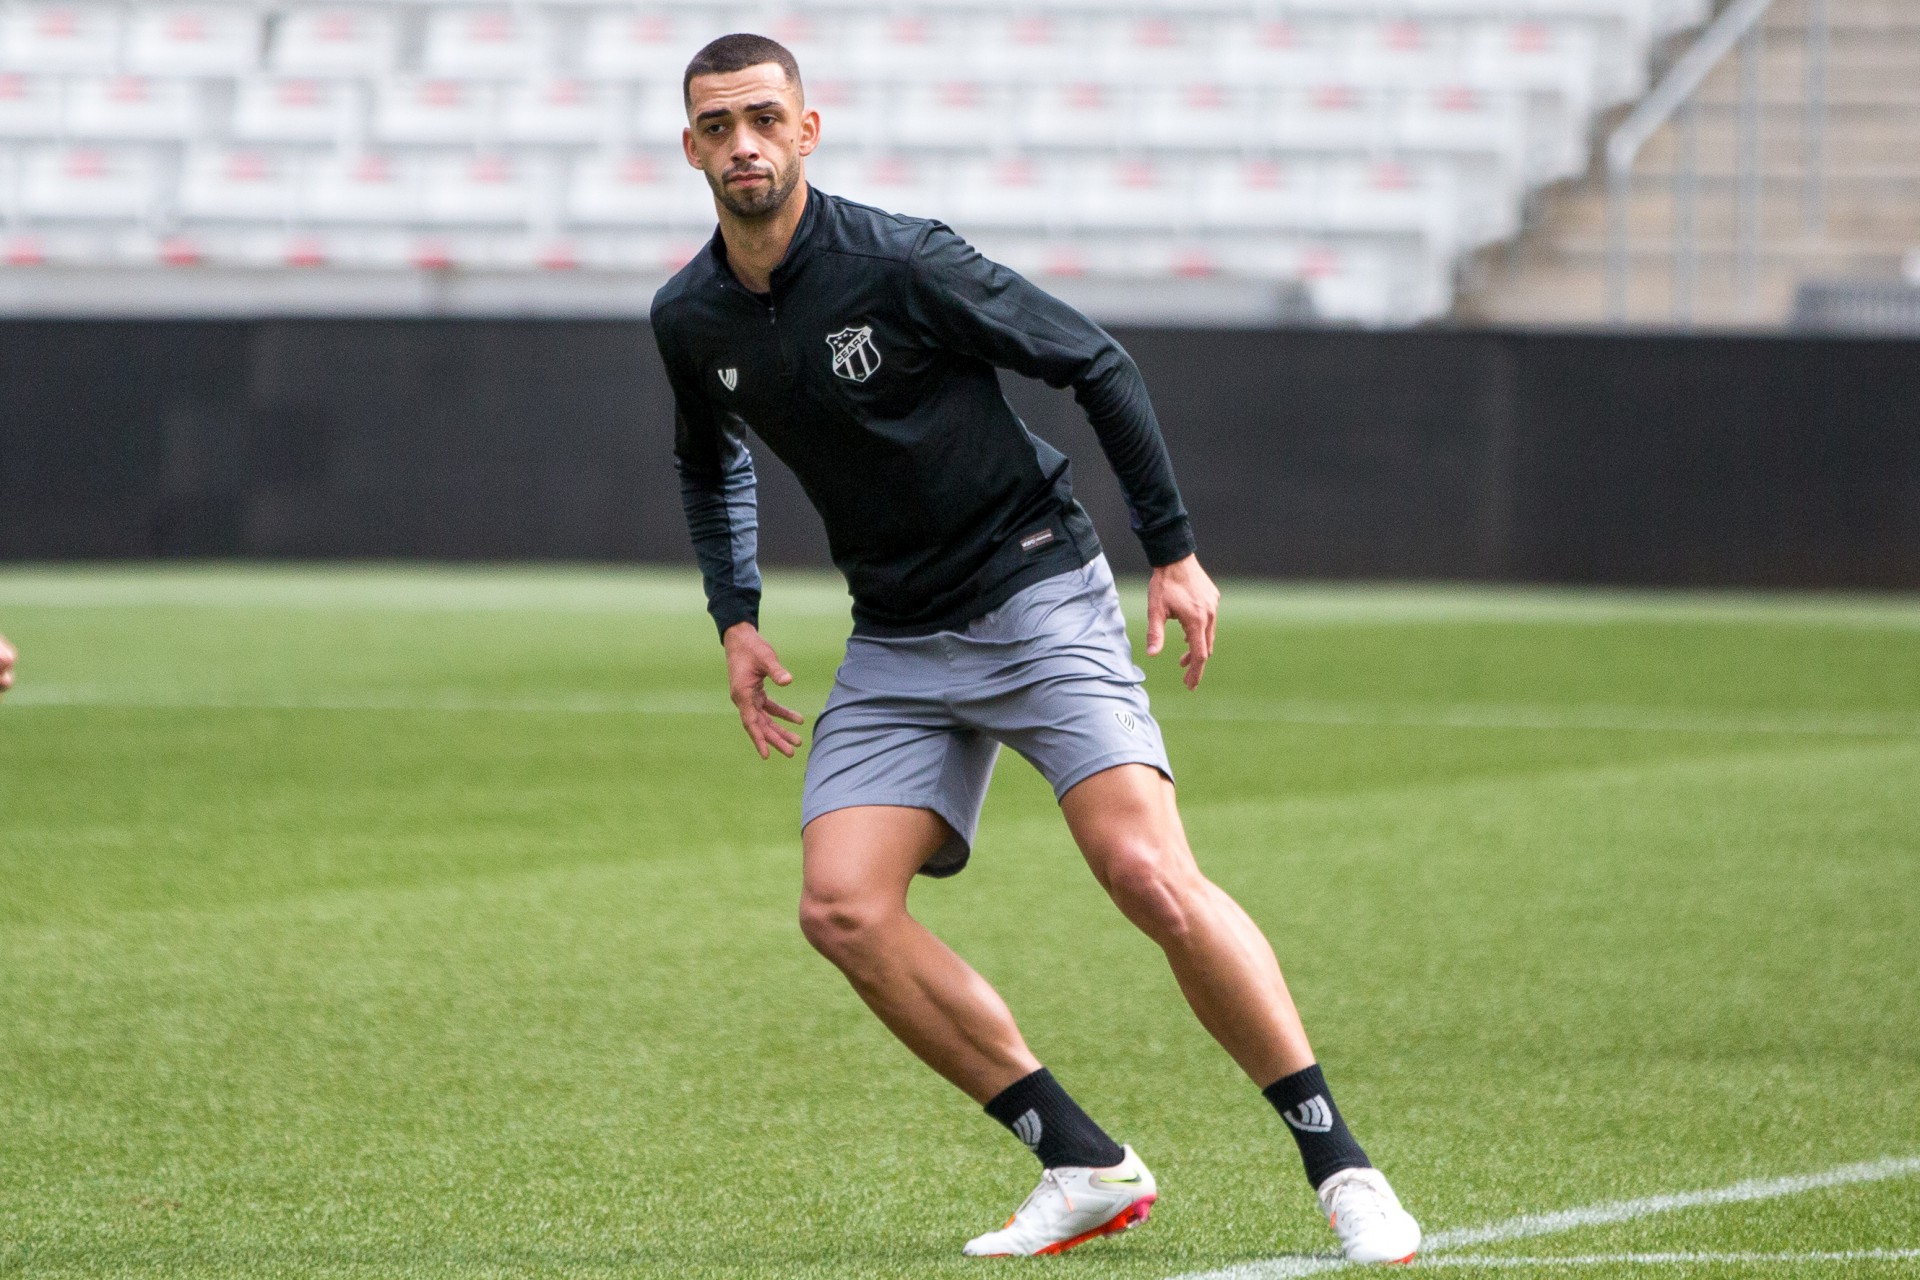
[654, 33, 1422, 1264]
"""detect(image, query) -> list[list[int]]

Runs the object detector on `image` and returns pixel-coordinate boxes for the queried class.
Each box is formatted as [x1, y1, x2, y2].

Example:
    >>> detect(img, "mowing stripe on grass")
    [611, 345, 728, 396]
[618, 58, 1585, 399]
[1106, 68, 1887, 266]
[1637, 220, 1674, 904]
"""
[1166, 1155, 1920, 1280]
[10, 686, 1920, 740]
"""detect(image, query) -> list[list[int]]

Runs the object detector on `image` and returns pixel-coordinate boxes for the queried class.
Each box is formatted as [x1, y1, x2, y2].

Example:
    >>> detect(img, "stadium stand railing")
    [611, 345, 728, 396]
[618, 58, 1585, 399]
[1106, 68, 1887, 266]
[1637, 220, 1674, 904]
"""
[0, 0, 1707, 324]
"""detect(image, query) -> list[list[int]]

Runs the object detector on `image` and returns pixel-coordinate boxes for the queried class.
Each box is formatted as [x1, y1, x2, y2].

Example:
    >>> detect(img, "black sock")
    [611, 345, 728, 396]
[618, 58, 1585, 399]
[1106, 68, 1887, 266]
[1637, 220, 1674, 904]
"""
[1262, 1062, 1372, 1189]
[984, 1067, 1126, 1170]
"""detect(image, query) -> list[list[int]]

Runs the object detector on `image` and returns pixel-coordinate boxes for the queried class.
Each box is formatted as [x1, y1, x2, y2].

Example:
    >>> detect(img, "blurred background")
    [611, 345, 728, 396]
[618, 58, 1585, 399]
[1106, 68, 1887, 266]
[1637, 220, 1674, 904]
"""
[0, 0, 1915, 585]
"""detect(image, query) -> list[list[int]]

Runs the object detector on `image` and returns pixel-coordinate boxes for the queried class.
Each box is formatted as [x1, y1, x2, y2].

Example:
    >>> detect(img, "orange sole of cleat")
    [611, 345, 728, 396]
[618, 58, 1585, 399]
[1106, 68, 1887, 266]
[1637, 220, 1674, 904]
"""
[1031, 1195, 1157, 1257]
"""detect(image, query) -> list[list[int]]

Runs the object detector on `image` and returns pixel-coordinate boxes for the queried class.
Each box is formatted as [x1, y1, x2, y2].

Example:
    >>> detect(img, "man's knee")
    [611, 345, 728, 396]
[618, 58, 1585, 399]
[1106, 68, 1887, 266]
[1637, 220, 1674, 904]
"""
[797, 888, 893, 968]
[1101, 842, 1207, 945]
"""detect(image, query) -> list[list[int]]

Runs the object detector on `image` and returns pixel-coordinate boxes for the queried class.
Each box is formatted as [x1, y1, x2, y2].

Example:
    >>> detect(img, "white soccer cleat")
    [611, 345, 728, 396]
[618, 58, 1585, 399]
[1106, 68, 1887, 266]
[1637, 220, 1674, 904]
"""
[962, 1145, 1158, 1257]
[1318, 1166, 1421, 1264]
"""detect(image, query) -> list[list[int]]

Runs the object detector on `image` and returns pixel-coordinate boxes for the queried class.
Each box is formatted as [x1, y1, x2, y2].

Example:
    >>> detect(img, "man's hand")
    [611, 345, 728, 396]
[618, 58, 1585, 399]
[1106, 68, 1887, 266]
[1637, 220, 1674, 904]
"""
[723, 622, 804, 759]
[1146, 555, 1219, 691]
[0, 632, 14, 696]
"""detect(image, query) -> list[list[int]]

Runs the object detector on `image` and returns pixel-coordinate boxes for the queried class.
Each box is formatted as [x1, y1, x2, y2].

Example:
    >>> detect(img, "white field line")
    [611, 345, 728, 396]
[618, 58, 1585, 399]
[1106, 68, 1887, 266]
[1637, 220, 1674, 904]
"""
[9, 686, 1920, 740]
[1415, 1250, 1920, 1268]
[1166, 1155, 1920, 1280]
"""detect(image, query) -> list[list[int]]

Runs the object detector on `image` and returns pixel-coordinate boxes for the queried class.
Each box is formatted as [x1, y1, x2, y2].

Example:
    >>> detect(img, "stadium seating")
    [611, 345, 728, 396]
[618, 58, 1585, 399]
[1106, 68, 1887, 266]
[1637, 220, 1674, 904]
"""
[0, 0, 1709, 324]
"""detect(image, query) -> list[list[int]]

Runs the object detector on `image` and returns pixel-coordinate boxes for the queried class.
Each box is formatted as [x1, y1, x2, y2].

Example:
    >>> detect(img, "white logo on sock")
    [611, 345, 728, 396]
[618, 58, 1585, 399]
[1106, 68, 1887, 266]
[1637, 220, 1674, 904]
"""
[1283, 1095, 1334, 1134]
[1013, 1109, 1044, 1151]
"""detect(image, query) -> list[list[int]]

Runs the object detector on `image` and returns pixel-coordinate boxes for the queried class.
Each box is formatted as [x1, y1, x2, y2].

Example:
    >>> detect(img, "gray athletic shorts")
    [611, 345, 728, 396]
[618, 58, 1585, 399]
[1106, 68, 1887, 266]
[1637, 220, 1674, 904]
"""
[801, 555, 1172, 877]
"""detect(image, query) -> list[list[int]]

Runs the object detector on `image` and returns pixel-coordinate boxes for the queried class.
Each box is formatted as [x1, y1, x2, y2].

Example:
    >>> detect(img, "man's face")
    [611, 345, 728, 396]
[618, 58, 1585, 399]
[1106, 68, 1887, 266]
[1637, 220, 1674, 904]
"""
[683, 64, 818, 220]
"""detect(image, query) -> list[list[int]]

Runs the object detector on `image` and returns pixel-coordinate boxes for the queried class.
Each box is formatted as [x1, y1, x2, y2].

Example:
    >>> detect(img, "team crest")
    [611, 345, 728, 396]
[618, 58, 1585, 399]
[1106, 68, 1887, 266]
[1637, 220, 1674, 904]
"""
[717, 367, 738, 391]
[826, 325, 881, 383]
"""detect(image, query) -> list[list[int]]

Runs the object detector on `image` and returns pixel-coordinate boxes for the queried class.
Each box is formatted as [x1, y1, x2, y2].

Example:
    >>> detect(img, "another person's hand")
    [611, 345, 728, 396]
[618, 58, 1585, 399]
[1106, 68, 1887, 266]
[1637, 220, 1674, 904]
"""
[722, 622, 805, 759]
[1146, 555, 1219, 691]
[0, 632, 14, 696]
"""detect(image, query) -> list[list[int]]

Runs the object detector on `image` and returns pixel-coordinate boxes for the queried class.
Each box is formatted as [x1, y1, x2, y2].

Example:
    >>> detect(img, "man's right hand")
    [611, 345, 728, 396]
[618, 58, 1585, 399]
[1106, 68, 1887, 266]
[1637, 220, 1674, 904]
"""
[723, 622, 804, 759]
[0, 632, 14, 696]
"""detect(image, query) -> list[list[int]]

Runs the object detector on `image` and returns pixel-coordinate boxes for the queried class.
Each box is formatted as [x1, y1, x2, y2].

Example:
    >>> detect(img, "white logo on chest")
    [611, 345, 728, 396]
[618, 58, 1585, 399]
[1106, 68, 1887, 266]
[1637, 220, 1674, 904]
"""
[825, 325, 881, 383]
[717, 367, 738, 391]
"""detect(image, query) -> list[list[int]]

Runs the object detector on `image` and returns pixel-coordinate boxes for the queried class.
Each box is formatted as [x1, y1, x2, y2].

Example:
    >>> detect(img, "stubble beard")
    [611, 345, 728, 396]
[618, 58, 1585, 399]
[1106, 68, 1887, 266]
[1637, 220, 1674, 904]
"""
[710, 156, 802, 220]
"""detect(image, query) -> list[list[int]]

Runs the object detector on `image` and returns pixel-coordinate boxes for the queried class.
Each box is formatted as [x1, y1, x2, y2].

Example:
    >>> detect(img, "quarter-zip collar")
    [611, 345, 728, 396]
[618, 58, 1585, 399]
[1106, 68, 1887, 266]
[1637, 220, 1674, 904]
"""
[705, 182, 823, 299]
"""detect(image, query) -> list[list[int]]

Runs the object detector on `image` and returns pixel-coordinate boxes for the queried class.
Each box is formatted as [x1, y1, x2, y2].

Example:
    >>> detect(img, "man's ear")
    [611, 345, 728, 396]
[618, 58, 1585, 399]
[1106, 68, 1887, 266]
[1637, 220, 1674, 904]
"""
[798, 108, 820, 157]
[682, 125, 700, 168]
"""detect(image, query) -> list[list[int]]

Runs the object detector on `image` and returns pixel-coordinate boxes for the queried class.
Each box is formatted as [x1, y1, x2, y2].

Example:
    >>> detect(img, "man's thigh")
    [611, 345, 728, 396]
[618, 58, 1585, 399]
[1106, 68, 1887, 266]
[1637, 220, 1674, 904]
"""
[801, 805, 958, 907]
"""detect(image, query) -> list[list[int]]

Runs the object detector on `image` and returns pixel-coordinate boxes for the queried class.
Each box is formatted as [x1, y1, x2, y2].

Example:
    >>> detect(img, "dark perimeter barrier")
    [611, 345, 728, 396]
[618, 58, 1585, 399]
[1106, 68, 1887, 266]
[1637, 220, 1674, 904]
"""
[2, 320, 1916, 589]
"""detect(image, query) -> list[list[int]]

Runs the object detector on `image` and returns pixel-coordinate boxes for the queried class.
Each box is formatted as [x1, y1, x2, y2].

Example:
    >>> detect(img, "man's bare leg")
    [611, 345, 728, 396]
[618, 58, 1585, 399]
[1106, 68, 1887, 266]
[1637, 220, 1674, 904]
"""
[1059, 763, 1313, 1086]
[798, 804, 1039, 1104]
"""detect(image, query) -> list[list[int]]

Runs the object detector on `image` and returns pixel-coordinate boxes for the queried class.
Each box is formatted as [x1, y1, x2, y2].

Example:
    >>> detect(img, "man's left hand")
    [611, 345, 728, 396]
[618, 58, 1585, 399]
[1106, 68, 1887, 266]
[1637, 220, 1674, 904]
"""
[1146, 555, 1219, 691]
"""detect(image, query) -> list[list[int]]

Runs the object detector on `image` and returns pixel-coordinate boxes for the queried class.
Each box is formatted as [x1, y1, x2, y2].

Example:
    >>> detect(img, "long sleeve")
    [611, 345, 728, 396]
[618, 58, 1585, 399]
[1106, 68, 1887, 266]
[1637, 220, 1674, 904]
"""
[905, 224, 1197, 566]
[657, 322, 762, 639]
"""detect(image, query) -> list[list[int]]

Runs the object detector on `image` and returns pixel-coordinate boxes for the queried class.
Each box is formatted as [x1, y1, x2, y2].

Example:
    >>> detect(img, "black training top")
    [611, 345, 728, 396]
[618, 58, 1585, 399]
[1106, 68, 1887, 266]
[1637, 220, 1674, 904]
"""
[651, 186, 1195, 639]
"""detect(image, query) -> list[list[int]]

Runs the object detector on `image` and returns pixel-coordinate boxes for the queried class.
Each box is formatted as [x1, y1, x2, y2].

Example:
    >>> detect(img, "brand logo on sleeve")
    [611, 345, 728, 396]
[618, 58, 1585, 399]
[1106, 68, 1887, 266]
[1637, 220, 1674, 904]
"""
[826, 325, 881, 383]
[717, 367, 738, 391]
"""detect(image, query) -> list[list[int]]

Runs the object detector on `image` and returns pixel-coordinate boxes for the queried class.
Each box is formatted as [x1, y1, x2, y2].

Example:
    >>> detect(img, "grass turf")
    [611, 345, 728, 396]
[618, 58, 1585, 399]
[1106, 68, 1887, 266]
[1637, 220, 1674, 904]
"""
[1, 565, 1916, 1279]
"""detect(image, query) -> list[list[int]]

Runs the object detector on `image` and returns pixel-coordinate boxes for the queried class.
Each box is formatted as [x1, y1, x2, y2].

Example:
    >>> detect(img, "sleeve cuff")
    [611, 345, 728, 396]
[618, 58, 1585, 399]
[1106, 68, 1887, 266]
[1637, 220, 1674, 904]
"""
[708, 590, 761, 640]
[1139, 519, 1197, 568]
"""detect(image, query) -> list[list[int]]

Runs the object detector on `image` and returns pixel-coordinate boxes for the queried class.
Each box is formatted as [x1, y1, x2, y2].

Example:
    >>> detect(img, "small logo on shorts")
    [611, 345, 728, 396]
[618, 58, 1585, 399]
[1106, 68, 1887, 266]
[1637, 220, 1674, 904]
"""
[717, 367, 738, 391]
[1019, 528, 1056, 553]
[1114, 709, 1139, 734]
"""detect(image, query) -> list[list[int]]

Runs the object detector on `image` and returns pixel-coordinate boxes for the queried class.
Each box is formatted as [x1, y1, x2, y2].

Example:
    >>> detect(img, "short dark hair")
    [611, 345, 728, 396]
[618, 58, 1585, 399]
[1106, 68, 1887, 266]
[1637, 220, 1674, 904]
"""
[682, 33, 802, 108]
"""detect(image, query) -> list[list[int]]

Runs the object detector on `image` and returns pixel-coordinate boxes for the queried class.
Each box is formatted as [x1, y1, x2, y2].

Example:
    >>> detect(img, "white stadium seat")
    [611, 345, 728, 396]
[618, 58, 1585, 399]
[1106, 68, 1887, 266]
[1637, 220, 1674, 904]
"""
[373, 78, 491, 146]
[177, 147, 297, 220]
[270, 8, 397, 77]
[892, 80, 1007, 150]
[1268, 84, 1384, 152]
[630, 82, 688, 149]
[1342, 17, 1466, 86]
[125, 6, 260, 76]
[945, 156, 1060, 231]
[0, 4, 121, 72]
[1217, 18, 1338, 88]
[965, 14, 1085, 84]
[66, 75, 201, 140]
[1092, 16, 1212, 86]
[566, 150, 711, 228]
[421, 153, 537, 225]
[232, 76, 356, 144]
[1196, 158, 1322, 233]
[1140, 83, 1245, 150]
[579, 10, 703, 83]
[420, 8, 545, 79]
[809, 153, 941, 215]
[843, 14, 965, 83]
[0, 71, 61, 137]
[1016, 81, 1131, 148]
[20, 146, 159, 219]
[808, 79, 886, 151]
[302, 151, 417, 222]
[502, 77, 608, 147]
[1070, 157, 1189, 232]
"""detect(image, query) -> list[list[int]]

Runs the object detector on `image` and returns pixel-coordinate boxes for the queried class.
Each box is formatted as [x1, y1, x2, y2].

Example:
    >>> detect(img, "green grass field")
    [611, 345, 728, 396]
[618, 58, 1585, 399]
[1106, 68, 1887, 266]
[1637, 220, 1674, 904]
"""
[2, 565, 1917, 1280]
